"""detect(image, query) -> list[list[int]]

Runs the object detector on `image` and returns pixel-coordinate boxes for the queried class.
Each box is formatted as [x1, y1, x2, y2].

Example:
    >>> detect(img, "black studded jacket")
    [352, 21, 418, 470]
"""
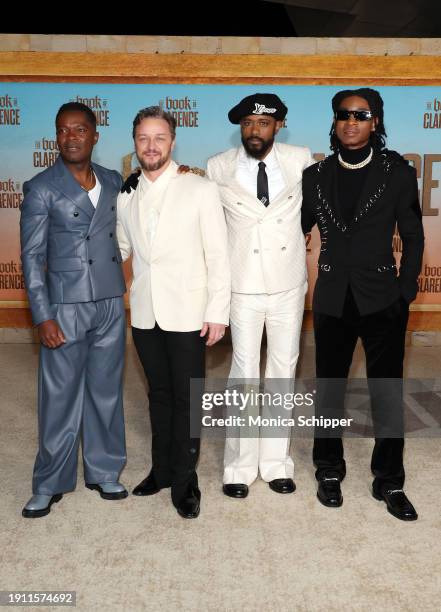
[301, 149, 425, 317]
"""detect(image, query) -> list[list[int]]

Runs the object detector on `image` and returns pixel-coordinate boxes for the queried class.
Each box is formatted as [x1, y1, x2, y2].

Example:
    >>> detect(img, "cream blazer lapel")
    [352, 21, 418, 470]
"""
[127, 183, 150, 265]
[273, 142, 302, 191]
[130, 161, 179, 263]
[215, 149, 268, 217]
[148, 161, 179, 262]
[268, 143, 304, 210]
[212, 144, 304, 217]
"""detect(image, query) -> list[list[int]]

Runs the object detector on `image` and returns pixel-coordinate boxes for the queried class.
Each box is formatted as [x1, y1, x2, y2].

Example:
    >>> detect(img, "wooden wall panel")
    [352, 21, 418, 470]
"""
[1, 52, 441, 84]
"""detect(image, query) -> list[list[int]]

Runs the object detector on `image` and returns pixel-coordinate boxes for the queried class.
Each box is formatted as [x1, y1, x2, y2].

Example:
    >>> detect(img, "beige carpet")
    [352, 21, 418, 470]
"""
[1, 340, 440, 612]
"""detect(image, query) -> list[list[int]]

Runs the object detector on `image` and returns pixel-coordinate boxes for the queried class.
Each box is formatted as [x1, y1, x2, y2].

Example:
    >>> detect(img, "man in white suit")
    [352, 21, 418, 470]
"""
[207, 93, 314, 498]
[117, 106, 230, 518]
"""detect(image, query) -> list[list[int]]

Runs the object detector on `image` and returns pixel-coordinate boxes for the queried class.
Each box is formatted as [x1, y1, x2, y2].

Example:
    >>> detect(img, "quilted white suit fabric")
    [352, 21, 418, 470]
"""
[207, 142, 314, 485]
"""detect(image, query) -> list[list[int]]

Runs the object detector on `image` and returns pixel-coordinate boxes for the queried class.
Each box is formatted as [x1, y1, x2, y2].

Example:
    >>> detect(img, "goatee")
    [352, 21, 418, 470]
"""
[242, 136, 274, 159]
[138, 154, 169, 172]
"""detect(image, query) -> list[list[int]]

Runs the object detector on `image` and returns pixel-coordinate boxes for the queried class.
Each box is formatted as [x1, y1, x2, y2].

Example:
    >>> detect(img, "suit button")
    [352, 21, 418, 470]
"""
[88, 259, 93, 264]
[253, 249, 259, 254]
[111, 206, 115, 211]
[73, 212, 79, 217]
[281, 247, 287, 251]
[86, 236, 90, 240]
[112, 256, 116, 261]
[109, 232, 113, 237]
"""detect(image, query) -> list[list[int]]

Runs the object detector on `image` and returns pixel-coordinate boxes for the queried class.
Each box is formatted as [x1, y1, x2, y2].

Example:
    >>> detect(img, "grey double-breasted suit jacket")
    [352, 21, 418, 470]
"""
[20, 156, 126, 325]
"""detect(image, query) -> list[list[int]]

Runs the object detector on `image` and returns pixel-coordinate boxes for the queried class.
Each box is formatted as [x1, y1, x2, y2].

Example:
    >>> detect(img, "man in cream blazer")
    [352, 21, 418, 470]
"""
[207, 93, 314, 498]
[117, 106, 230, 519]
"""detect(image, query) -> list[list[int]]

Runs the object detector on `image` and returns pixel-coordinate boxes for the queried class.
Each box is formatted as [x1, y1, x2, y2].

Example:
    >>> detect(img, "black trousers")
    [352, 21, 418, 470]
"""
[313, 288, 409, 493]
[132, 324, 205, 505]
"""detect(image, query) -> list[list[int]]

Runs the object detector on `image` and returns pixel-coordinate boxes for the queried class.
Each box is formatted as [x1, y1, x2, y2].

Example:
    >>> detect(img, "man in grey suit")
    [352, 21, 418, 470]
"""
[20, 102, 128, 518]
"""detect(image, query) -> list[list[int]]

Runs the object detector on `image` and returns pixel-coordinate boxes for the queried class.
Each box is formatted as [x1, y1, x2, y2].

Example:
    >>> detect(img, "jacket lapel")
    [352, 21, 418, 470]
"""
[216, 144, 305, 214]
[273, 142, 302, 195]
[331, 162, 345, 222]
[88, 164, 114, 235]
[143, 161, 180, 261]
[49, 156, 96, 219]
[316, 155, 348, 230]
[132, 184, 150, 259]
[219, 149, 270, 213]
[350, 152, 392, 226]
[150, 173, 180, 260]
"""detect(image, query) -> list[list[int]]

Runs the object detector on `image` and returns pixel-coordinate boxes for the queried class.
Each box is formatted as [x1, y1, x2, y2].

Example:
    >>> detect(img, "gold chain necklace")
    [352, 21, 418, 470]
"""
[79, 167, 95, 191]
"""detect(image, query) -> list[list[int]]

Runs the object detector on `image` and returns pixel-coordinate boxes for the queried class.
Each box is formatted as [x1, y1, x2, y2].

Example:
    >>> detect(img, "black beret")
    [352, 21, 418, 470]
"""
[332, 87, 384, 122]
[228, 93, 288, 124]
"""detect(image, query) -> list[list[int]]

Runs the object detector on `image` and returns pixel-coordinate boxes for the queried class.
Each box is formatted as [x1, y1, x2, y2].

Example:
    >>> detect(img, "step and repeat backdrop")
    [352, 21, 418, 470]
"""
[1, 83, 440, 309]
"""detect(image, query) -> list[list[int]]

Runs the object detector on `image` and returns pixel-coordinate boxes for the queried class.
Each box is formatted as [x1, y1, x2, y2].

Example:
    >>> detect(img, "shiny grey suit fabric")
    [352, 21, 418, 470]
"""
[20, 157, 127, 494]
[21, 156, 126, 325]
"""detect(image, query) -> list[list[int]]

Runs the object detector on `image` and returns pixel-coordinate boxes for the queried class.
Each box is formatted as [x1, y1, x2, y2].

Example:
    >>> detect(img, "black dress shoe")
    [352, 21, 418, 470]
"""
[372, 488, 418, 521]
[269, 478, 296, 494]
[175, 486, 201, 519]
[85, 483, 128, 500]
[223, 483, 249, 498]
[317, 478, 343, 507]
[132, 471, 162, 496]
[22, 494, 63, 519]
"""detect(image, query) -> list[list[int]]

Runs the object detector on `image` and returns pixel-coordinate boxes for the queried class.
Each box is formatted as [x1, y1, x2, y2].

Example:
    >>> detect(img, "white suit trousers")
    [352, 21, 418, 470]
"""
[224, 283, 307, 485]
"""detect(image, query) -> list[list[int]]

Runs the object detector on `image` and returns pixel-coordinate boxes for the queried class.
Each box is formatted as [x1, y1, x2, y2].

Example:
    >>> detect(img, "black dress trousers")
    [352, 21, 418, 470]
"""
[312, 287, 409, 492]
[132, 324, 206, 505]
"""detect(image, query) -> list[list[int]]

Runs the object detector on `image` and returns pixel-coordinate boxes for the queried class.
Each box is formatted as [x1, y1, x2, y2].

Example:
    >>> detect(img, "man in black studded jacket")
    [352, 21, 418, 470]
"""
[301, 88, 424, 521]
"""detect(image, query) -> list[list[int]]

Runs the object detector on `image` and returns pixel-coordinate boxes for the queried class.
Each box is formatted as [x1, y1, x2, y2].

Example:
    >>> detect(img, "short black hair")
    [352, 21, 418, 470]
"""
[55, 102, 97, 128]
[132, 106, 176, 139]
[329, 87, 387, 152]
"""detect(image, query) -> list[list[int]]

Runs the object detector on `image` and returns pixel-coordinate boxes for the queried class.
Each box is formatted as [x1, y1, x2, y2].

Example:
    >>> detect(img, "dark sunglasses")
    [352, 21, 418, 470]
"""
[335, 109, 373, 122]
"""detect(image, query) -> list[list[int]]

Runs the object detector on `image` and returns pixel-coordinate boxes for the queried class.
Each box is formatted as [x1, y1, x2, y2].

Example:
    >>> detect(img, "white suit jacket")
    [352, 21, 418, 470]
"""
[207, 142, 314, 294]
[117, 162, 231, 331]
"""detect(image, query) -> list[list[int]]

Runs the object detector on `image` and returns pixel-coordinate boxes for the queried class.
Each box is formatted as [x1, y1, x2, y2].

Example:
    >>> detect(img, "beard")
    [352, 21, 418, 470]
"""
[137, 150, 170, 172]
[242, 135, 274, 159]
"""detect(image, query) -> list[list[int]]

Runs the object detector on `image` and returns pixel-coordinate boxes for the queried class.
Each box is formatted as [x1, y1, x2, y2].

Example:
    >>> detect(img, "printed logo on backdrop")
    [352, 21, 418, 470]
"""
[402, 153, 440, 217]
[0, 179, 22, 209]
[0, 260, 24, 291]
[398, 153, 441, 298]
[423, 97, 441, 129]
[33, 137, 59, 168]
[0, 94, 20, 126]
[390, 227, 438, 294]
[159, 96, 199, 128]
[418, 265, 441, 295]
[71, 95, 110, 127]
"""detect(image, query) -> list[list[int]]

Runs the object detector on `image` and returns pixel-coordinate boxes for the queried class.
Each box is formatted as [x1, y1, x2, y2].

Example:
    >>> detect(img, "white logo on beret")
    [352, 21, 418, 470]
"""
[252, 103, 277, 115]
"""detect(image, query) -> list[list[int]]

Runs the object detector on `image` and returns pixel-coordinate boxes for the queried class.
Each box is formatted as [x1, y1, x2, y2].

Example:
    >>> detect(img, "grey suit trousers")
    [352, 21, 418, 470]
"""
[32, 297, 127, 495]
